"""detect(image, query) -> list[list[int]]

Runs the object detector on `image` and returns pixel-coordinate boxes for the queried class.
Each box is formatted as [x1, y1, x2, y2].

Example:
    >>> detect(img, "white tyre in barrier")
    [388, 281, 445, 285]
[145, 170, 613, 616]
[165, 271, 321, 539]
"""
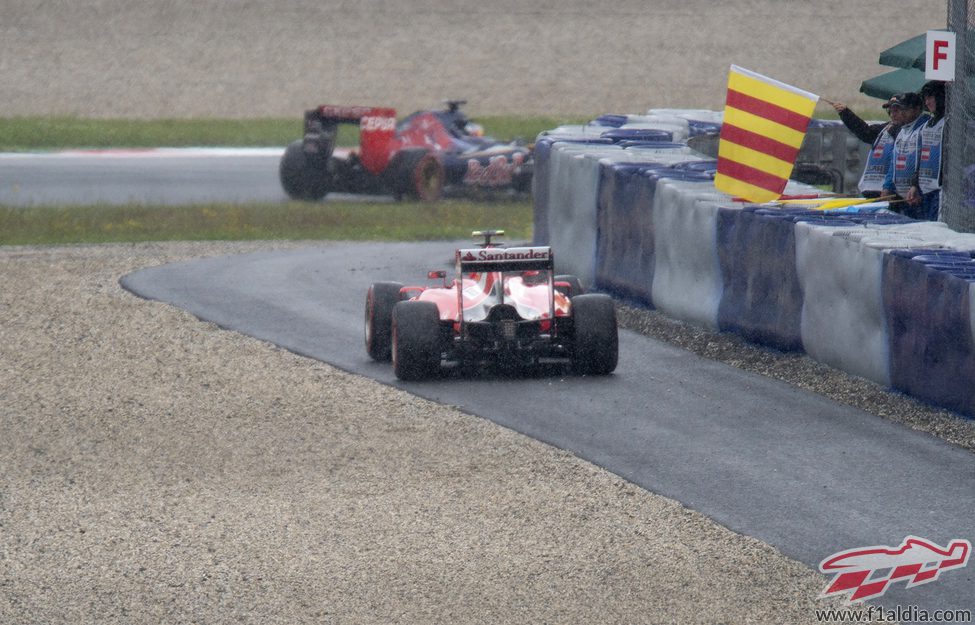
[796, 223, 891, 386]
[650, 179, 724, 330]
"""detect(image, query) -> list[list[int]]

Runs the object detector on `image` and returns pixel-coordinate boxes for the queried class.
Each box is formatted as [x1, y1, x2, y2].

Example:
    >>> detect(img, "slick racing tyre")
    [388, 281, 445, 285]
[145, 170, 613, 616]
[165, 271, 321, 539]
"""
[392, 301, 442, 380]
[389, 149, 445, 202]
[279, 140, 331, 200]
[364, 281, 404, 361]
[554, 274, 584, 297]
[570, 294, 618, 375]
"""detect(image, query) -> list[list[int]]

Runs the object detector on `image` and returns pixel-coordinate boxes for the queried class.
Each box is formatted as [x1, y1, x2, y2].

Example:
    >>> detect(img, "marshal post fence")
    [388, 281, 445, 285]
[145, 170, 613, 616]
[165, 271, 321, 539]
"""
[944, 0, 975, 231]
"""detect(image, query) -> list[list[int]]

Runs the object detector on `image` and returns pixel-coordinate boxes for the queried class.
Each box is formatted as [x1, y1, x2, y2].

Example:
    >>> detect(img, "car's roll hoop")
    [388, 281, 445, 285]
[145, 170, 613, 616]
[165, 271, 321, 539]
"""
[472, 229, 504, 248]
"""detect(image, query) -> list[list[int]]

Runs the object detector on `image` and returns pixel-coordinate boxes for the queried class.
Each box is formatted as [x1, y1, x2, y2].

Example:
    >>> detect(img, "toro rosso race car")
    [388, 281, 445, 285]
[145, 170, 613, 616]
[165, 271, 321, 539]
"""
[280, 100, 533, 202]
[364, 230, 618, 380]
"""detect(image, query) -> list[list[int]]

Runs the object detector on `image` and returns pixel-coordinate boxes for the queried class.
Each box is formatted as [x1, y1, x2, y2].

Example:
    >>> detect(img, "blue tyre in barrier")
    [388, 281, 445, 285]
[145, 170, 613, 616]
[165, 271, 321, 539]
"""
[618, 141, 685, 150]
[717, 208, 806, 351]
[671, 159, 718, 175]
[600, 128, 674, 143]
[595, 162, 671, 303]
[883, 251, 975, 416]
[644, 169, 713, 187]
[592, 114, 630, 128]
[687, 120, 723, 137]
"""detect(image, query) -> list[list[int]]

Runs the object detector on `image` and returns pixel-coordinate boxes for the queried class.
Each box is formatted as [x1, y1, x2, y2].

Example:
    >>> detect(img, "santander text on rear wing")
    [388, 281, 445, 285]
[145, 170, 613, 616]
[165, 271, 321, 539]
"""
[456, 246, 554, 273]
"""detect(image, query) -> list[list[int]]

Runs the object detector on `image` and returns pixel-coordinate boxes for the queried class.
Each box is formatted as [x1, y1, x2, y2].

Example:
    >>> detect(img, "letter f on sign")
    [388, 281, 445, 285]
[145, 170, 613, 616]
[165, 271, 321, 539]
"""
[926, 30, 956, 81]
[934, 40, 949, 70]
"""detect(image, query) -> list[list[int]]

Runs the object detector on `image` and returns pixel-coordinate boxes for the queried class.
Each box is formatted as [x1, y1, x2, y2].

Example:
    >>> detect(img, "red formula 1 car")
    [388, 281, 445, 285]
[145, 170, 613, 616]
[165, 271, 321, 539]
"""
[280, 101, 533, 202]
[364, 231, 618, 380]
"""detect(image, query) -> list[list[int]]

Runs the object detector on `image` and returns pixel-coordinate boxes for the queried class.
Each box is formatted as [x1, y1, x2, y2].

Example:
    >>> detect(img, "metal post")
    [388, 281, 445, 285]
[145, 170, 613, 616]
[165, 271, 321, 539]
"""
[942, 0, 974, 230]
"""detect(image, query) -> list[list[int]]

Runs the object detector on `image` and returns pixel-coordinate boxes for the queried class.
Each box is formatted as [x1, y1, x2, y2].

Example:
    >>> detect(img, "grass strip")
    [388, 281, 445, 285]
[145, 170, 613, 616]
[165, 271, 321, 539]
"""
[0, 115, 587, 151]
[0, 200, 533, 246]
[0, 107, 888, 152]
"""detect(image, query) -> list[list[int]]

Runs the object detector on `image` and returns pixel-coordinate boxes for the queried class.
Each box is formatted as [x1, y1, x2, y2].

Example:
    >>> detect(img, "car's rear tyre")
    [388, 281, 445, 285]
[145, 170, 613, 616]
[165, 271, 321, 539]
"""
[571, 294, 618, 375]
[365, 281, 403, 361]
[280, 140, 331, 200]
[392, 301, 442, 380]
[555, 274, 584, 297]
[389, 150, 445, 202]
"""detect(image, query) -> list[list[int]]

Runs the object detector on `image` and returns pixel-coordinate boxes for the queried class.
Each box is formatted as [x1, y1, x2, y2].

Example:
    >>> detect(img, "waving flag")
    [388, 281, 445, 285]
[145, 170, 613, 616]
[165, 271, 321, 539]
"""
[714, 65, 819, 203]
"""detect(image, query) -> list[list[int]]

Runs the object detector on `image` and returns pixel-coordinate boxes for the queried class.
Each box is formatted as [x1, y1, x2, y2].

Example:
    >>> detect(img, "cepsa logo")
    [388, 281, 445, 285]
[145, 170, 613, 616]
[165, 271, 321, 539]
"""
[818, 535, 971, 604]
[459, 247, 550, 263]
[361, 116, 396, 132]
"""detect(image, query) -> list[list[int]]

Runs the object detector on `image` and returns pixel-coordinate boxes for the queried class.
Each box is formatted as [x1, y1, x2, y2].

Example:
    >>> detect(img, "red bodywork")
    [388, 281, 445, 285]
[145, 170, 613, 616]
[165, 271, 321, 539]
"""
[399, 245, 571, 337]
[313, 105, 398, 175]
[312, 106, 455, 176]
[414, 272, 571, 328]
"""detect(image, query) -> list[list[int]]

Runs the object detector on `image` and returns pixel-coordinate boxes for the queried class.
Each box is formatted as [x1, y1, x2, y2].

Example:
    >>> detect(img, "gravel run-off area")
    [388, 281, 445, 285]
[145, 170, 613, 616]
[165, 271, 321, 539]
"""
[0, 240, 910, 625]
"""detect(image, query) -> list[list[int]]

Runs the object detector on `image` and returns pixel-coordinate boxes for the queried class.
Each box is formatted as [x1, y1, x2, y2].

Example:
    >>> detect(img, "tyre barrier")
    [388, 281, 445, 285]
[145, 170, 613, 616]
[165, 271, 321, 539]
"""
[545, 144, 624, 286]
[884, 249, 975, 415]
[796, 221, 892, 385]
[716, 207, 809, 350]
[534, 127, 706, 285]
[535, 110, 975, 418]
[595, 163, 663, 305]
[532, 136, 616, 248]
[648, 176, 725, 329]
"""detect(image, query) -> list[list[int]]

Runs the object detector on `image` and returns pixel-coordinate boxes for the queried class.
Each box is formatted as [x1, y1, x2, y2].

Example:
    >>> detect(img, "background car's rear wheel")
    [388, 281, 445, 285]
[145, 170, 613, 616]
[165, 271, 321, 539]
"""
[389, 150, 445, 202]
[411, 153, 446, 201]
[364, 281, 403, 361]
[392, 301, 442, 380]
[279, 140, 331, 200]
[570, 293, 618, 375]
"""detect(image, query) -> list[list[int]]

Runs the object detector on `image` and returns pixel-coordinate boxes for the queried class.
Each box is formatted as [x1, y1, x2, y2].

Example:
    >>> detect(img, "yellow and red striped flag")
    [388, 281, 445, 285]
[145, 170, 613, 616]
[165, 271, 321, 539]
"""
[714, 65, 819, 203]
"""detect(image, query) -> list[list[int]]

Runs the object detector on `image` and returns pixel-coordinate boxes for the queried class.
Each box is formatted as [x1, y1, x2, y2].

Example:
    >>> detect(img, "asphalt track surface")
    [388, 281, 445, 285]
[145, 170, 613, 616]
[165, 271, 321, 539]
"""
[122, 241, 975, 616]
[0, 149, 291, 206]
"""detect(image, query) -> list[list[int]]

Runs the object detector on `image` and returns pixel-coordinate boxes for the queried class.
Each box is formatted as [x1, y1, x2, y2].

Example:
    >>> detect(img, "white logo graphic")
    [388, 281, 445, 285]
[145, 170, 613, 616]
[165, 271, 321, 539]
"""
[819, 535, 970, 604]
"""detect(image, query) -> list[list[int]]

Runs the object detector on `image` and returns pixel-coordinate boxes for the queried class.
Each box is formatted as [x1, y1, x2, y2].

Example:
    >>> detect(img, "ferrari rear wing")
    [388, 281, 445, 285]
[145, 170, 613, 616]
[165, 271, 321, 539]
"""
[456, 246, 554, 273]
